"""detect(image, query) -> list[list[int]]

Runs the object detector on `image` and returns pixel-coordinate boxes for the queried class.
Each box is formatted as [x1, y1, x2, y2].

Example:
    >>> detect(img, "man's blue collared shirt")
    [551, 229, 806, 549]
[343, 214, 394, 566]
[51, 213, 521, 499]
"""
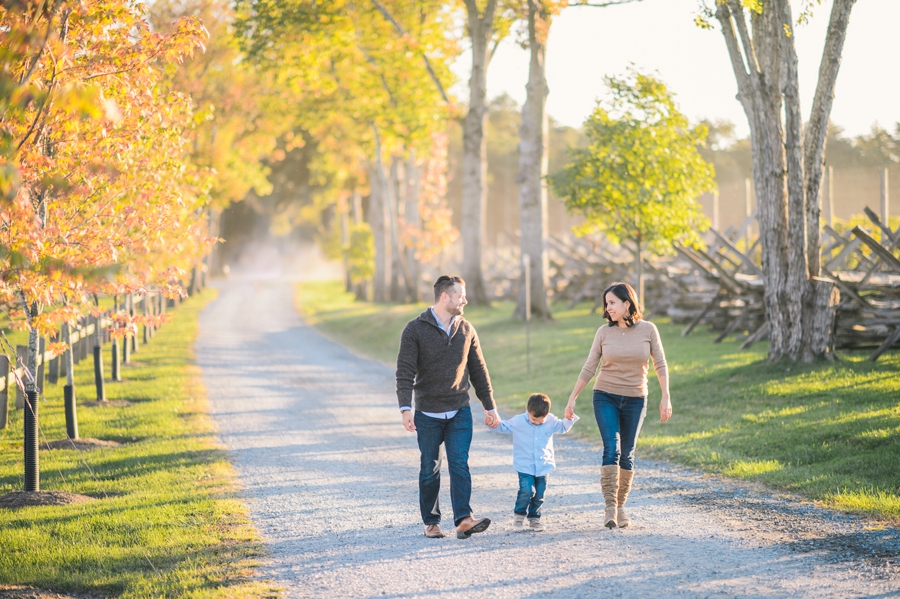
[429, 307, 455, 336]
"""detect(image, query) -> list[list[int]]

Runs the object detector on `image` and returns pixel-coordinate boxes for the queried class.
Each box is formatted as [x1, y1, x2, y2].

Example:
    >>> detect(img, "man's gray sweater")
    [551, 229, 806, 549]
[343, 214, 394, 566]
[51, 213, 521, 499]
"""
[396, 310, 495, 413]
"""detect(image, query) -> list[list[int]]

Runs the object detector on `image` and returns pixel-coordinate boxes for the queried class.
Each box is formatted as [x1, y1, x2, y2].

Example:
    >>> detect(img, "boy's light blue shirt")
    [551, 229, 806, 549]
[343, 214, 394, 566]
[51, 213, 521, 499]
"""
[496, 412, 579, 477]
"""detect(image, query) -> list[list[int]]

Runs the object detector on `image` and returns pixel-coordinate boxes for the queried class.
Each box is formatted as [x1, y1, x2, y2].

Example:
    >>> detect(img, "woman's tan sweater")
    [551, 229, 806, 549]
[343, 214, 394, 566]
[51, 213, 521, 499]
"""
[578, 319, 668, 398]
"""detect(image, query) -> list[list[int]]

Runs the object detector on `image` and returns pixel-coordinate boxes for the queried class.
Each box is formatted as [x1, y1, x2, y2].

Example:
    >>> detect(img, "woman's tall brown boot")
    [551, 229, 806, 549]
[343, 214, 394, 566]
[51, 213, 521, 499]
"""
[616, 468, 634, 528]
[600, 465, 620, 529]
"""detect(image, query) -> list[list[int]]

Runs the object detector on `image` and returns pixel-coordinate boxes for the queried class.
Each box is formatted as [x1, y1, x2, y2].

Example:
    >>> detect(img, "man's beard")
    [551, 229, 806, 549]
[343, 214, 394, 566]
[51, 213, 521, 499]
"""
[449, 304, 464, 316]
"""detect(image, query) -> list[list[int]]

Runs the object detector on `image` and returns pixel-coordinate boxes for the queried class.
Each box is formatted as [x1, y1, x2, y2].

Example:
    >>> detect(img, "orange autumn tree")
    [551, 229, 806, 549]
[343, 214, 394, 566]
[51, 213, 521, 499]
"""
[0, 0, 209, 491]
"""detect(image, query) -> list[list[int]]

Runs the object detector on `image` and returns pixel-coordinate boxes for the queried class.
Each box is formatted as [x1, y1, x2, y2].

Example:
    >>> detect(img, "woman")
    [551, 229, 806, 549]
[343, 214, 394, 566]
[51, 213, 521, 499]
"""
[565, 282, 671, 529]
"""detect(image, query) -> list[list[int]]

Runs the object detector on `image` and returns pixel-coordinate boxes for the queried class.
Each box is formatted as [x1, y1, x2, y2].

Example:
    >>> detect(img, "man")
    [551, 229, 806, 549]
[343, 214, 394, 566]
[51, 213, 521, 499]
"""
[396, 275, 501, 539]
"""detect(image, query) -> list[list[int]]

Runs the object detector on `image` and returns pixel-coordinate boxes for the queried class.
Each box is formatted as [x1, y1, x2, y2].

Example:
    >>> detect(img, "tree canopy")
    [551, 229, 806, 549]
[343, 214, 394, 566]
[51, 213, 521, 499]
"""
[549, 70, 715, 304]
[550, 70, 714, 256]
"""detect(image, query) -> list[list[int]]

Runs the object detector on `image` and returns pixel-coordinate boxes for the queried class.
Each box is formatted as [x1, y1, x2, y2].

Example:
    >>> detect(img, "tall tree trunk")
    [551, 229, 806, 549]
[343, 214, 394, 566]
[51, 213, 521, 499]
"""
[803, 0, 855, 278]
[515, 0, 552, 320]
[23, 296, 40, 491]
[208, 207, 222, 276]
[460, 0, 498, 306]
[340, 194, 351, 293]
[780, 0, 809, 359]
[389, 156, 408, 302]
[367, 156, 389, 302]
[351, 188, 368, 301]
[405, 152, 421, 303]
[715, 0, 851, 361]
[633, 240, 644, 310]
[799, 0, 855, 360]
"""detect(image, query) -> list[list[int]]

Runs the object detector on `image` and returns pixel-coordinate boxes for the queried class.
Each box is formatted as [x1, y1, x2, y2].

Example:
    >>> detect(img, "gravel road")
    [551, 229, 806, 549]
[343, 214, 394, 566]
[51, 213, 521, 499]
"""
[197, 277, 899, 599]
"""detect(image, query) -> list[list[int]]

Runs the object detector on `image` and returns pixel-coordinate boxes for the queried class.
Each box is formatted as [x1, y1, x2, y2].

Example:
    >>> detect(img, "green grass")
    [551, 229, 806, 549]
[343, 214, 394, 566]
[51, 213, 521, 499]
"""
[298, 280, 900, 523]
[0, 290, 279, 598]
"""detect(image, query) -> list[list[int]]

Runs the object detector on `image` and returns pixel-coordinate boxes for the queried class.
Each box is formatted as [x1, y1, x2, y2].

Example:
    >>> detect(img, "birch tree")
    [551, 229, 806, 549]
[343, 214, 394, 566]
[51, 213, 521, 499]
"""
[703, 0, 855, 361]
[460, 0, 516, 306]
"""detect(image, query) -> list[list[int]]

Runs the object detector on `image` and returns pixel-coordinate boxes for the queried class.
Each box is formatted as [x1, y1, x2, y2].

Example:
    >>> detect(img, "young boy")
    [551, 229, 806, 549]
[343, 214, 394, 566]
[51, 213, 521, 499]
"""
[495, 393, 578, 531]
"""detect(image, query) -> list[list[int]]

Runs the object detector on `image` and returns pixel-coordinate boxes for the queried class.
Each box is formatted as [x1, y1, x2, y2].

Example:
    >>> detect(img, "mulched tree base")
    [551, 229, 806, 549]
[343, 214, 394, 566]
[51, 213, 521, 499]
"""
[0, 491, 96, 509]
[79, 400, 132, 408]
[0, 585, 107, 599]
[42, 438, 121, 451]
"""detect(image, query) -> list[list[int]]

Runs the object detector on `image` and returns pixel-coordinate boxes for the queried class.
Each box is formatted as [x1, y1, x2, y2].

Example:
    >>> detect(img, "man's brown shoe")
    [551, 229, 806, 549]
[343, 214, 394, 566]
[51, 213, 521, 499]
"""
[455, 516, 491, 539]
[424, 524, 445, 538]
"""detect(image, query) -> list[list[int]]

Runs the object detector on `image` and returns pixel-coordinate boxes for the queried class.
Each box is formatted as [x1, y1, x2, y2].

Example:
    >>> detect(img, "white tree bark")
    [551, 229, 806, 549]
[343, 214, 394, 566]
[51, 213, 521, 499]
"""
[460, 0, 498, 305]
[802, 0, 856, 278]
[714, 0, 854, 361]
[367, 158, 389, 302]
[405, 152, 421, 302]
[515, 0, 552, 320]
[389, 156, 406, 301]
[780, 0, 808, 358]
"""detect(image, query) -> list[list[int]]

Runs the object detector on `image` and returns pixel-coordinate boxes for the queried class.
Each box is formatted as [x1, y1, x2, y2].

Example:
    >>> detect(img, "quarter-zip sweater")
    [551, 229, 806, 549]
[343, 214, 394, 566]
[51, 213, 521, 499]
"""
[396, 310, 495, 413]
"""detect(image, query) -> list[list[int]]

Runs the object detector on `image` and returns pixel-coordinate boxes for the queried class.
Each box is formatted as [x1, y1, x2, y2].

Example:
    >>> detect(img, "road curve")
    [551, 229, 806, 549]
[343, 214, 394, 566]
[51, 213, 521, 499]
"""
[196, 277, 898, 599]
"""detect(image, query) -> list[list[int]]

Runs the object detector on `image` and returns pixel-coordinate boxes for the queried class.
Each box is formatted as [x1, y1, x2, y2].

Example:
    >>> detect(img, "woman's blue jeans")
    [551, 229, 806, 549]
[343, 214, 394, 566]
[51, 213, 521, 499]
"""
[514, 472, 547, 519]
[592, 390, 647, 470]
[414, 406, 473, 526]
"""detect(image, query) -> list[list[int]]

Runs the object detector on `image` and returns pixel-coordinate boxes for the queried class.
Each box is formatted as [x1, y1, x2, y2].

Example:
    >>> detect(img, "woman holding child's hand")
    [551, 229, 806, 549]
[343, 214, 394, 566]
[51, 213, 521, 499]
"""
[566, 282, 671, 530]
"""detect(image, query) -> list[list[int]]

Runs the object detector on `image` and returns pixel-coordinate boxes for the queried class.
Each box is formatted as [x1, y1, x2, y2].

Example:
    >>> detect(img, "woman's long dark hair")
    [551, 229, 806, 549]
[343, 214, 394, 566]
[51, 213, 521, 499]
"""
[602, 282, 643, 327]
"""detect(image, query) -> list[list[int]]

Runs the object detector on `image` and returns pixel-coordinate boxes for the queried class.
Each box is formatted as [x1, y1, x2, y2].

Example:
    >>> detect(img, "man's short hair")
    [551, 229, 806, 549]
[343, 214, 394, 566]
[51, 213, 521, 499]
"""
[526, 393, 551, 418]
[433, 275, 465, 302]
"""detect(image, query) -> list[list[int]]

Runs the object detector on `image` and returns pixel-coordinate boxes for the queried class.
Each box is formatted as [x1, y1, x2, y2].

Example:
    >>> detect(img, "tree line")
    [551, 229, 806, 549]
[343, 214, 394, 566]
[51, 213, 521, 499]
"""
[3, 0, 871, 390]
[232, 0, 868, 362]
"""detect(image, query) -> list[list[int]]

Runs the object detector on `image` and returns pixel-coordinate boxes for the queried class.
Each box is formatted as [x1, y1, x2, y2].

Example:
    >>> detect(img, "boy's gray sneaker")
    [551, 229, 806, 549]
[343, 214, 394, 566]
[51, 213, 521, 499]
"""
[528, 518, 545, 532]
[513, 514, 526, 531]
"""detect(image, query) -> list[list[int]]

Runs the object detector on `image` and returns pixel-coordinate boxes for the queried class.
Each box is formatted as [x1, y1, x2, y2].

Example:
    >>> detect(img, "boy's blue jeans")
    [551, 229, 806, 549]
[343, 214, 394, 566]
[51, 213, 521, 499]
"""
[592, 390, 647, 470]
[514, 472, 547, 519]
[414, 406, 473, 527]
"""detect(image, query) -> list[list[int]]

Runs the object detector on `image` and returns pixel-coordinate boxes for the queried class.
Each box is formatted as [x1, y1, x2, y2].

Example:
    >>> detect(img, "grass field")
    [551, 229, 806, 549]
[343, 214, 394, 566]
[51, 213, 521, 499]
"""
[298, 280, 900, 523]
[0, 290, 278, 598]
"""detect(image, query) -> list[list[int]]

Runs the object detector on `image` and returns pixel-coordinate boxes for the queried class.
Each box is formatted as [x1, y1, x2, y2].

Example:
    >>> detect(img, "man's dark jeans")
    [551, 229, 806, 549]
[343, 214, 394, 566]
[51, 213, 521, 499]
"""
[514, 472, 547, 519]
[592, 390, 647, 470]
[414, 405, 473, 526]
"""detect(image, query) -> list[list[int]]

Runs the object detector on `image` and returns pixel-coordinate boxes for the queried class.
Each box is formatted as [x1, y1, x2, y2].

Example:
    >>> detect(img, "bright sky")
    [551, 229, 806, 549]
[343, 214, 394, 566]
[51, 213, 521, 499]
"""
[451, 0, 900, 139]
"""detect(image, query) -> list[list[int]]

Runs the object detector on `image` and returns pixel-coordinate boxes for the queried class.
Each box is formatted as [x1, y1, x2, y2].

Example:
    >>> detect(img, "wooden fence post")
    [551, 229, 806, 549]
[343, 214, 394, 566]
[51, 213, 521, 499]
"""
[36, 337, 45, 394]
[73, 322, 82, 364]
[15, 345, 26, 409]
[882, 168, 890, 225]
[0, 356, 8, 429]
[131, 294, 139, 354]
[523, 255, 531, 374]
[149, 293, 156, 339]
[712, 191, 720, 232]
[744, 178, 752, 250]
[93, 313, 105, 401]
[48, 353, 59, 385]
[111, 300, 121, 382]
[58, 326, 67, 380]
[142, 295, 149, 344]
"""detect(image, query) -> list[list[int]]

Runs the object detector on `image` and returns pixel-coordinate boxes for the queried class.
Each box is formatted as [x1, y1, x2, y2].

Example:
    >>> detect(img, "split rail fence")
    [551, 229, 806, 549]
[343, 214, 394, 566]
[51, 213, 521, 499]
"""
[0, 291, 185, 431]
[484, 169, 900, 361]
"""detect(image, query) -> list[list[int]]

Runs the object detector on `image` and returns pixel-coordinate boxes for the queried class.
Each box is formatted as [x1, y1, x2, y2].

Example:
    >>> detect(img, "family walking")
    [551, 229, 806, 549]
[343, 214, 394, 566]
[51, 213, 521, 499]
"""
[396, 275, 671, 539]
